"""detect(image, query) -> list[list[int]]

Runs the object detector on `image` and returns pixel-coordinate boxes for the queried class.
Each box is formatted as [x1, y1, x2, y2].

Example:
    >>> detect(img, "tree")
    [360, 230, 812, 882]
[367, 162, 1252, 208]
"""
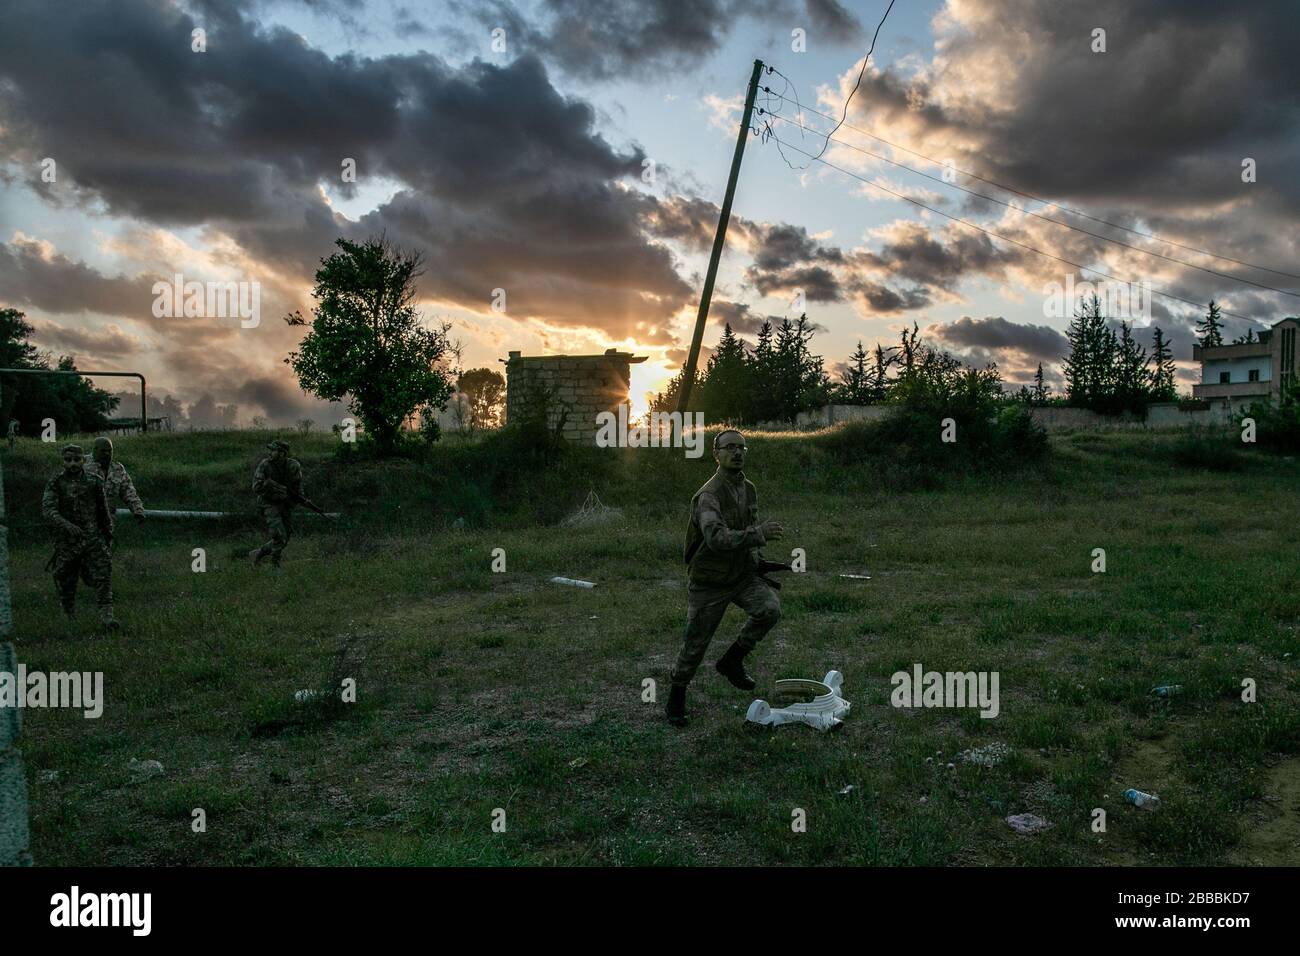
[649, 365, 703, 415]
[1032, 363, 1050, 404]
[0, 307, 118, 435]
[835, 341, 873, 405]
[1062, 294, 1118, 411]
[1114, 321, 1151, 414]
[1149, 326, 1177, 401]
[1197, 300, 1224, 348]
[285, 237, 455, 455]
[457, 367, 506, 429]
[1232, 327, 1259, 345]
[698, 323, 750, 424]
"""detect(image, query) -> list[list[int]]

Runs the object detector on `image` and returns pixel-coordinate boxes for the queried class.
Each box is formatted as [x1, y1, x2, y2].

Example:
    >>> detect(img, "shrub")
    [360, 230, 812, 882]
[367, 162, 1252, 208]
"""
[1171, 424, 1243, 471]
[1240, 379, 1300, 454]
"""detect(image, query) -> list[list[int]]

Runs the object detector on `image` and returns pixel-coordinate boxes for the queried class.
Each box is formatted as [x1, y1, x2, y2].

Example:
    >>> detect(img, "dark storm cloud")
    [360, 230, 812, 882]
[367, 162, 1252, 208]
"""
[927, 316, 1068, 362]
[847, 279, 930, 314]
[451, 0, 864, 81]
[0, 240, 157, 317]
[711, 300, 767, 337]
[0, 0, 695, 338]
[749, 265, 843, 302]
[855, 222, 1021, 291]
[747, 223, 844, 272]
[30, 322, 145, 360]
[841, 0, 1300, 314]
[803, 0, 864, 42]
[639, 195, 723, 251]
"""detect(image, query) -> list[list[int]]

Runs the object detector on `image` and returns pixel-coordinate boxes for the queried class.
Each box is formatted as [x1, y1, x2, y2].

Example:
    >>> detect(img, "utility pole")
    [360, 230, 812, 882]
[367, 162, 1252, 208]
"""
[676, 58, 764, 413]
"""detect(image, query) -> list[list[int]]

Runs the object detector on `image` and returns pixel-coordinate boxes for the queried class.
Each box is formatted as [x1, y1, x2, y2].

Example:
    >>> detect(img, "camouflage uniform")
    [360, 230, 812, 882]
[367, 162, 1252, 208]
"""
[41, 448, 115, 624]
[670, 469, 781, 688]
[251, 445, 304, 566]
[84, 459, 145, 518]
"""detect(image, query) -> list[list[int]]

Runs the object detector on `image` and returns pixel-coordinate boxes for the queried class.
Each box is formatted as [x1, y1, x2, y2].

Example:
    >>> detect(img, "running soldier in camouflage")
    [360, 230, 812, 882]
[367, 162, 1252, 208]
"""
[249, 440, 305, 567]
[666, 429, 784, 727]
[41, 444, 117, 630]
[84, 437, 146, 522]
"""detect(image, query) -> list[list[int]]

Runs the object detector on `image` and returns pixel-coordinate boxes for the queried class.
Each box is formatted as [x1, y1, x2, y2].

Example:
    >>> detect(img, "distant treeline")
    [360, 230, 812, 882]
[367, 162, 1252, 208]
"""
[651, 295, 1232, 426]
[650, 314, 1014, 426]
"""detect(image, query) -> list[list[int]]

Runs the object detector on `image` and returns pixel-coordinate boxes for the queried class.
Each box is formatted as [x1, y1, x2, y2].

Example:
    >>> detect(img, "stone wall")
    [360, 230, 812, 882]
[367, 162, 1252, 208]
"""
[794, 404, 892, 429]
[504, 349, 647, 444]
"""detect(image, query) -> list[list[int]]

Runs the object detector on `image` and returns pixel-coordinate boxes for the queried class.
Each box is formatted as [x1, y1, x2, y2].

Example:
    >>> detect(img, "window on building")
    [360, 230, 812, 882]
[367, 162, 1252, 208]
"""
[1249, 369, 1261, 382]
[1220, 371, 1231, 384]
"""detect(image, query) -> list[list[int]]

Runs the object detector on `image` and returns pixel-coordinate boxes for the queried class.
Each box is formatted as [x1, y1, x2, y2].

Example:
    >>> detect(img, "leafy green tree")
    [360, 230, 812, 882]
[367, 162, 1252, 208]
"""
[1197, 300, 1224, 348]
[457, 367, 506, 429]
[285, 237, 455, 455]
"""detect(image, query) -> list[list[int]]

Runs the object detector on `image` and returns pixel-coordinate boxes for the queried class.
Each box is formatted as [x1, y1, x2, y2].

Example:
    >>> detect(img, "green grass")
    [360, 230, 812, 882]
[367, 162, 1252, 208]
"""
[5, 425, 1299, 866]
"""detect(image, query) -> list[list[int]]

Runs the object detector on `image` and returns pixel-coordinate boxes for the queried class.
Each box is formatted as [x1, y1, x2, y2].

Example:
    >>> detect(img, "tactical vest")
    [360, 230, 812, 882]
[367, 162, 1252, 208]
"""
[47, 473, 106, 535]
[684, 471, 759, 587]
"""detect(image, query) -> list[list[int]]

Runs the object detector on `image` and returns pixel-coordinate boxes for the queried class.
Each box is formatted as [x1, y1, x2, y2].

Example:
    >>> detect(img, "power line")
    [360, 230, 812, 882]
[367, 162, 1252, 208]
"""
[764, 131, 1260, 322]
[792, 0, 898, 169]
[759, 109, 1300, 301]
[776, 97, 1300, 282]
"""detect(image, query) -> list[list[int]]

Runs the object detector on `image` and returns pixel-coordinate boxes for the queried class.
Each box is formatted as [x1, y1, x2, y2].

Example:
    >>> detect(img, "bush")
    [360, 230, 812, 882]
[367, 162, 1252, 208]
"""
[814, 396, 1048, 487]
[1171, 424, 1243, 471]
[1240, 380, 1300, 453]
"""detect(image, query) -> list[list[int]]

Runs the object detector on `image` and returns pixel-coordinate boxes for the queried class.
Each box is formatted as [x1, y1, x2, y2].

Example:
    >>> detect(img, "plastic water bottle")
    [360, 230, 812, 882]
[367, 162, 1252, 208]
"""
[1152, 685, 1182, 697]
[1124, 788, 1160, 810]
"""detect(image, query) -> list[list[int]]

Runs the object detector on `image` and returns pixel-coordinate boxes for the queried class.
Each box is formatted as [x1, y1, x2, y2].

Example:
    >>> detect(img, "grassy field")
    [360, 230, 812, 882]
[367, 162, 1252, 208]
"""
[4, 425, 1299, 866]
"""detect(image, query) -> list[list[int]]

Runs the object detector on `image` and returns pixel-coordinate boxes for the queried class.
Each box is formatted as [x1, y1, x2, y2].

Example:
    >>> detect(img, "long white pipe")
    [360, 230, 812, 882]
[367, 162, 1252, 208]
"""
[117, 508, 340, 519]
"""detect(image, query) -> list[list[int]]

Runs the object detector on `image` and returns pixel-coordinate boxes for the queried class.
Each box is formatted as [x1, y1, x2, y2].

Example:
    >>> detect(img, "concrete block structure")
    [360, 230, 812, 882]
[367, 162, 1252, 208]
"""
[1193, 317, 1299, 410]
[504, 349, 647, 444]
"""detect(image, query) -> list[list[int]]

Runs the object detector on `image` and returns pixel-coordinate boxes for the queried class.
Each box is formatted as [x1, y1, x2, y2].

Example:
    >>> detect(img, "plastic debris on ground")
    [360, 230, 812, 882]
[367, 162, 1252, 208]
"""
[551, 576, 596, 588]
[746, 670, 850, 732]
[1006, 813, 1050, 834]
[560, 490, 623, 528]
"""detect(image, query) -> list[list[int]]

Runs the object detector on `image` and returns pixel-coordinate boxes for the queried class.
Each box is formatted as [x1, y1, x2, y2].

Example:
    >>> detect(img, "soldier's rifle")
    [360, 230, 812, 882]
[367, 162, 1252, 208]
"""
[756, 558, 794, 590]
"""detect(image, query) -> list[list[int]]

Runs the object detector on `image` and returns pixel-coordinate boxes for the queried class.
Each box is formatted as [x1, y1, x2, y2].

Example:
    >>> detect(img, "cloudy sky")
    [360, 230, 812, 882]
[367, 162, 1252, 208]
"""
[2, 0, 1298, 424]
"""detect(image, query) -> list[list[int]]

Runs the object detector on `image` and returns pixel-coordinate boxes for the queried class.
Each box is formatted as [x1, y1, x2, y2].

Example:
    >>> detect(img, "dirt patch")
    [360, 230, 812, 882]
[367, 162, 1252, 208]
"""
[1229, 756, 1300, 865]
[1098, 735, 1176, 864]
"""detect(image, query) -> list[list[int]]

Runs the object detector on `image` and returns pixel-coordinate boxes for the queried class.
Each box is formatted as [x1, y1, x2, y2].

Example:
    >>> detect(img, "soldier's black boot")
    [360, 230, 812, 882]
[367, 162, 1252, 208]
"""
[715, 642, 756, 690]
[665, 684, 688, 727]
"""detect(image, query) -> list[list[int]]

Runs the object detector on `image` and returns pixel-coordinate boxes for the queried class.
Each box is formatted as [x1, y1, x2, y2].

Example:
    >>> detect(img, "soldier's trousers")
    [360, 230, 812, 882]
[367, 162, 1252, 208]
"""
[670, 573, 781, 688]
[255, 504, 293, 564]
[52, 537, 112, 615]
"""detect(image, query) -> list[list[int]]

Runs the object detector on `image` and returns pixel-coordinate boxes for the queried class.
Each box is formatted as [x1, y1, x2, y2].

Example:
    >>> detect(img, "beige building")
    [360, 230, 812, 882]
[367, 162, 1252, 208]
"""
[1192, 316, 1299, 409]
[503, 348, 647, 443]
